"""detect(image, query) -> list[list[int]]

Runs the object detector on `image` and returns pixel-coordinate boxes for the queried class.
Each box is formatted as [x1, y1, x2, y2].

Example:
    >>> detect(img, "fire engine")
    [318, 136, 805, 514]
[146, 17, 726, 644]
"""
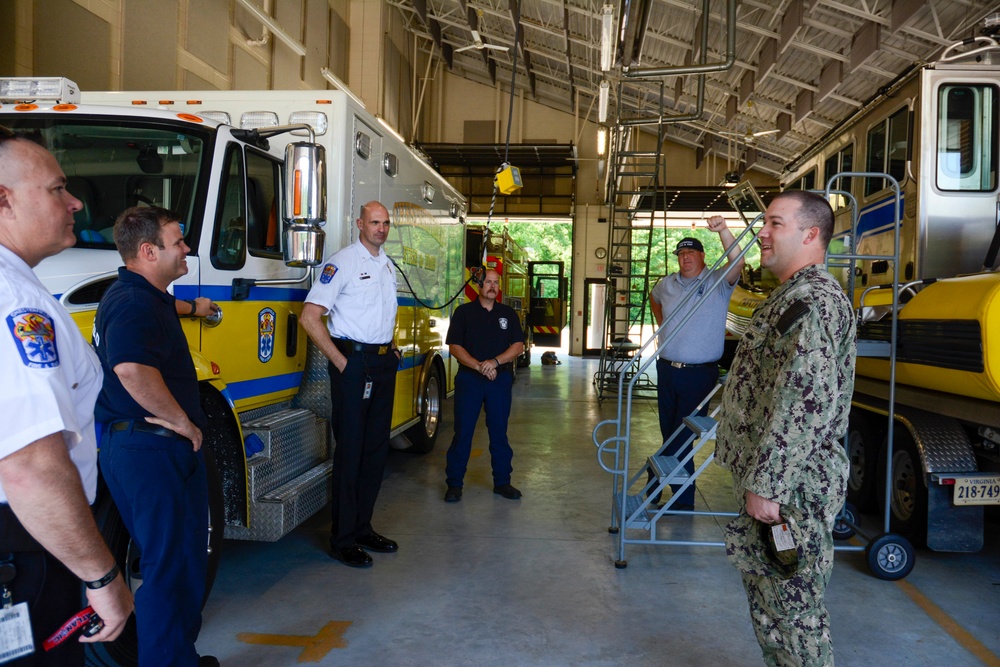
[0, 77, 466, 665]
[464, 226, 566, 366]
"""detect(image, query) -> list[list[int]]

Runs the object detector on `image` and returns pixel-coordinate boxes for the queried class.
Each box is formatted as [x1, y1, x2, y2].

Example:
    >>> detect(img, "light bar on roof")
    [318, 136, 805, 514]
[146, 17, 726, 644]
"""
[199, 111, 231, 125]
[0, 77, 80, 104]
[240, 111, 279, 129]
[289, 111, 329, 136]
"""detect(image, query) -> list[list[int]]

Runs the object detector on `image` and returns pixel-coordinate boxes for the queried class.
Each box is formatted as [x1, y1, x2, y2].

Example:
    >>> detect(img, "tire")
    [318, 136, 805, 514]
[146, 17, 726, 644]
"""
[865, 533, 915, 581]
[846, 412, 880, 512]
[85, 452, 225, 667]
[877, 426, 928, 546]
[405, 365, 443, 454]
[833, 501, 860, 541]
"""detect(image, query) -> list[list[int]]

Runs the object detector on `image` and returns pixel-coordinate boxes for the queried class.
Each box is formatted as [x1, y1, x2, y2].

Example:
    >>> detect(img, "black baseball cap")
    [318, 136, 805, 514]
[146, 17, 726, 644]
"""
[674, 237, 704, 255]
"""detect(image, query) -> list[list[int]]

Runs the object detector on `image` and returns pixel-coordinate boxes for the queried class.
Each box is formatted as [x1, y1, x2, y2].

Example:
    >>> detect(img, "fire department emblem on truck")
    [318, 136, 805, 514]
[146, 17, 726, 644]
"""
[6, 308, 60, 368]
[258, 308, 275, 363]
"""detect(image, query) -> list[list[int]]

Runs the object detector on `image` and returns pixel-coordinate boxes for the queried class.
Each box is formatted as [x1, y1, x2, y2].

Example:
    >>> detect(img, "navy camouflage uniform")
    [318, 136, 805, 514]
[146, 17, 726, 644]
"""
[716, 264, 856, 666]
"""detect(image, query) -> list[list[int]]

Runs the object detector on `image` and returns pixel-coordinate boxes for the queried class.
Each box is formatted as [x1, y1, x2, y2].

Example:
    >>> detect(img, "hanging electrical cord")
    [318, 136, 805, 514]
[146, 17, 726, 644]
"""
[476, 1, 522, 283]
[389, 255, 471, 311]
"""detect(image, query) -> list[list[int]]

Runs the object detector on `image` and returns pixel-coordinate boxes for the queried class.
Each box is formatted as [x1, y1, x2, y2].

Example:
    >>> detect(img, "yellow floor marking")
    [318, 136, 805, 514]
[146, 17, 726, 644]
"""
[895, 579, 1000, 667]
[237, 620, 352, 663]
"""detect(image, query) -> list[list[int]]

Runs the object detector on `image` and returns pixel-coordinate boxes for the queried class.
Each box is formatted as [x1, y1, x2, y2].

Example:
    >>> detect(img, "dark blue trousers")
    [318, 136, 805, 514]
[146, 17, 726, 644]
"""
[652, 358, 719, 507]
[327, 350, 397, 550]
[446, 369, 514, 488]
[99, 426, 208, 667]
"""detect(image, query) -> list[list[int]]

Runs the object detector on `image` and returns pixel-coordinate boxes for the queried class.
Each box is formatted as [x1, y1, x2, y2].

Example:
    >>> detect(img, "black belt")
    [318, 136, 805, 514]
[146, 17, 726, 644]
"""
[109, 420, 183, 440]
[662, 359, 718, 369]
[332, 338, 392, 355]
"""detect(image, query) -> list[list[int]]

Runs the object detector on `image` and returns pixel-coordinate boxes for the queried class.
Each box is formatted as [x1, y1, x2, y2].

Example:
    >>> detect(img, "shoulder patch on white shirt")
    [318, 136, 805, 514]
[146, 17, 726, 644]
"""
[320, 263, 338, 284]
[6, 308, 60, 368]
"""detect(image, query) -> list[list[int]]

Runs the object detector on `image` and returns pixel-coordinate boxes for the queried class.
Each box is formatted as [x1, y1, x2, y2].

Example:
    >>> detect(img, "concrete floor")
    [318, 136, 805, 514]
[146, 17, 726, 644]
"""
[197, 356, 1000, 666]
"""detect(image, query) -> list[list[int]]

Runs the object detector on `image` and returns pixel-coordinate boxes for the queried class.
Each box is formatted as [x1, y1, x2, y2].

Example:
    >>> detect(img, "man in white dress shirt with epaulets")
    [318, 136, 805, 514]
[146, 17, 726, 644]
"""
[301, 201, 402, 568]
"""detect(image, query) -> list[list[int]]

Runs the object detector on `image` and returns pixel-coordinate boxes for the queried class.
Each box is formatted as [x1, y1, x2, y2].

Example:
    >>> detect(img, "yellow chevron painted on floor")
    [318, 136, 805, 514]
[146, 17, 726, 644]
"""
[237, 620, 352, 662]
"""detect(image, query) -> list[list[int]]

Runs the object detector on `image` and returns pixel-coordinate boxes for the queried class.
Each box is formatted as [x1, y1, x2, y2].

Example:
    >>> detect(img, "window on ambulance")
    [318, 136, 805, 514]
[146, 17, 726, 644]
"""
[865, 107, 908, 196]
[936, 84, 998, 192]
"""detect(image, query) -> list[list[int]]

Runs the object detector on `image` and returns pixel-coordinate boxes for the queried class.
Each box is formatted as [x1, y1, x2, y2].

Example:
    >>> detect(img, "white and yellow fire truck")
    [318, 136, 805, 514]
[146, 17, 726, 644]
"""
[0, 76, 466, 664]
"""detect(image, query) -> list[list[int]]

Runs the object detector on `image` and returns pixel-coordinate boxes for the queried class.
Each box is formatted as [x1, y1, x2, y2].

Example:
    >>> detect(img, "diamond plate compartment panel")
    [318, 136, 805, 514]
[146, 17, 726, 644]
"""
[242, 409, 327, 499]
[224, 461, 332, 542]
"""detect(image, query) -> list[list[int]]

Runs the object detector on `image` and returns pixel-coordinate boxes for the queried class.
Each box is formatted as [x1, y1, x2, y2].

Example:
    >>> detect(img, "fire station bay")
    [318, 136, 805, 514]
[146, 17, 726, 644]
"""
[2, 1, 999, 666]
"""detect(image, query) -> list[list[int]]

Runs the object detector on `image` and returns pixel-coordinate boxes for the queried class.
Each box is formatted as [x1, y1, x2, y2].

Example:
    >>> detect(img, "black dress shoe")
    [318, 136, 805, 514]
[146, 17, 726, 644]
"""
[330, 544, 373, 567]
[355, 531, 398, 553]
[198, 658, 220, 667]
[493, 483, 522, 500]
[444, 486, 462, 502]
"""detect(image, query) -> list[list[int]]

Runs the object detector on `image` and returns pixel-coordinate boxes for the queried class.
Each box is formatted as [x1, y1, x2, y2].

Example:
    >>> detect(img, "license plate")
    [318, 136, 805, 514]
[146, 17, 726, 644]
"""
[953, 475, 1000, 506]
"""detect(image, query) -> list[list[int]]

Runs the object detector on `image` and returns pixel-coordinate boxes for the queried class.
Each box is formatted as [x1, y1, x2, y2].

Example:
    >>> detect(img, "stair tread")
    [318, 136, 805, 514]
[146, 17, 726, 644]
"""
[261, 460, 333, 502]
[648, 454, 692, 480]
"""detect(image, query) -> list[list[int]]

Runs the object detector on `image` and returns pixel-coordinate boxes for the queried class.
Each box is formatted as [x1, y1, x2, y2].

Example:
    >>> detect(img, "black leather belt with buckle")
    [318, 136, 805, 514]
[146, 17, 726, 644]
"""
[665, 359, 718, 369]
[109, 420, 182, 440]
[333, 338, 392, 355]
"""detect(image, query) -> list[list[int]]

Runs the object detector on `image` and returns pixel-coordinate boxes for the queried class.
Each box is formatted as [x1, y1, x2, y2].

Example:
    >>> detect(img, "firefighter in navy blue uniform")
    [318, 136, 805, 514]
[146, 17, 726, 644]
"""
[301, 201, 401, 568]
[0, 129, 132, 665]
[93, 206, 217, 667]
[443, 268, 525, 503]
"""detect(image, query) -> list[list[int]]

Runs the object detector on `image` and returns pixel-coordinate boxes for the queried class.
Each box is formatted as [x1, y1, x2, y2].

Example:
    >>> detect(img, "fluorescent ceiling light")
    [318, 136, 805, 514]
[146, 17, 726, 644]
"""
[600, 5, 615, 72]
[237, 0, 306, 57]
[597, 126, 607, 156]
[598, 80, 609, 123]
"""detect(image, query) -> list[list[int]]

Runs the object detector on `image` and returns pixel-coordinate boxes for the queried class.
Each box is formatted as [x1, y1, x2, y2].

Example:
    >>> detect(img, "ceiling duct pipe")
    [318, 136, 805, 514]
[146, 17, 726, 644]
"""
[619, 0, 715, 126]
[622, 0, 737, 78]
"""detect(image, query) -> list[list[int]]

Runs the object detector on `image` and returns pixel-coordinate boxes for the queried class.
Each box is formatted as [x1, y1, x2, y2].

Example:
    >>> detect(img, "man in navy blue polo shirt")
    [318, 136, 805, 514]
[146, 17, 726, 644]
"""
[443, 268, 525, 502]
[93, 206, 216, 667]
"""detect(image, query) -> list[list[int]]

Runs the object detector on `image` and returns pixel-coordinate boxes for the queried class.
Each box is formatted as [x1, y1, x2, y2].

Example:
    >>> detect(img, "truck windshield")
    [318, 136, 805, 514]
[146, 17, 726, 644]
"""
[0, 116, 213, 249]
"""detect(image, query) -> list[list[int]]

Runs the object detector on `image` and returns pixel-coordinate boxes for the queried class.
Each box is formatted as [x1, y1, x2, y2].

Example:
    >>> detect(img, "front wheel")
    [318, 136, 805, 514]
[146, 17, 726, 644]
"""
[405, 365, 443, 454]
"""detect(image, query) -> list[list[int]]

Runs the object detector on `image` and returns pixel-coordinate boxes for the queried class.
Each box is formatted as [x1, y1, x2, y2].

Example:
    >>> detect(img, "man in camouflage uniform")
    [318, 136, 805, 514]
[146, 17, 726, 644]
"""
[716, 190, 856, 666]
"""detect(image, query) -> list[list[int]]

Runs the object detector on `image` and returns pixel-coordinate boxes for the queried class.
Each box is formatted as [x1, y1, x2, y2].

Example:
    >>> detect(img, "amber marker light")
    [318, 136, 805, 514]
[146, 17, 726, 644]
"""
[211, 362, 221, 376]
[177, 113, 204, 123]
[53, 104, 77, 111]
[293, 171, 302, 216]
[14, 104, 38, 111]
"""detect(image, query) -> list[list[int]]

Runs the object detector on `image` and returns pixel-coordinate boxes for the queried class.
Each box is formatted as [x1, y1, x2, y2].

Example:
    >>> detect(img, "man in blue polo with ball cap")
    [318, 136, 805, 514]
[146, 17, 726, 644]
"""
[647, 216, 743, 509]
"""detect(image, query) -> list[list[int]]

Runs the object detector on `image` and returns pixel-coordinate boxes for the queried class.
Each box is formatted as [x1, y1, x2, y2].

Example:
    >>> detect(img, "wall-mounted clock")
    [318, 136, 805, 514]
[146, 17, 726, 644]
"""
[595, 247, 607, 259]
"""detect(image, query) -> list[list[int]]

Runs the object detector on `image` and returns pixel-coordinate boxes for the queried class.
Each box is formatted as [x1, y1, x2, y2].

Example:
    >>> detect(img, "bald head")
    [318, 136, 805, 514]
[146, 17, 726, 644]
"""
[0, 135, 82, 267]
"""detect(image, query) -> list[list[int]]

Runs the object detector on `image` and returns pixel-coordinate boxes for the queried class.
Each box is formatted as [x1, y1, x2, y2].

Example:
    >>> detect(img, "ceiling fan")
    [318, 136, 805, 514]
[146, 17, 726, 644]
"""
[719, 127, 780, 145]
[455, 9, 509, 54]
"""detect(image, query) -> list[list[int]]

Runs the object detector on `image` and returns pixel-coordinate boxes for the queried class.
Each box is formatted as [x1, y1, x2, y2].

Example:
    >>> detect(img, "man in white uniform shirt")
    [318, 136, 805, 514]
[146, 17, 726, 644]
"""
[0, 127, 132, 664]
[301, 201, 402, 568]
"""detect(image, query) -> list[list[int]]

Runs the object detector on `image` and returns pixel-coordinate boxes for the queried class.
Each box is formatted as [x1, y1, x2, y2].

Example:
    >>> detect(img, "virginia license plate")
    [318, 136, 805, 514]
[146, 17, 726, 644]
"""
[953, 475, 1000, 506]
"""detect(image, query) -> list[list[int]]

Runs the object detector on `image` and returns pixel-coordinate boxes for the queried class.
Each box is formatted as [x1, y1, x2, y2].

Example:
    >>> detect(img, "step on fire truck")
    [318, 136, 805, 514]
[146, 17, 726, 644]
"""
[0, 77, 466, 666]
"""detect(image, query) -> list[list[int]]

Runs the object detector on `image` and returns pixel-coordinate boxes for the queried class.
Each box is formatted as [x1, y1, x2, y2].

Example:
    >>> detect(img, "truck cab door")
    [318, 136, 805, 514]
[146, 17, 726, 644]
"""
[196, 137, 308, 411]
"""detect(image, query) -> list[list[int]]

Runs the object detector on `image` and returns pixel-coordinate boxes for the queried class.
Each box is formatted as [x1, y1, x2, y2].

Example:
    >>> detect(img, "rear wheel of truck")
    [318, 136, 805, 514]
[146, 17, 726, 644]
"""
[85, 449, 225, 667]
[406, 365, 443, 454]
[846, 412, 880, 512]
[877, 426, 928, 547]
